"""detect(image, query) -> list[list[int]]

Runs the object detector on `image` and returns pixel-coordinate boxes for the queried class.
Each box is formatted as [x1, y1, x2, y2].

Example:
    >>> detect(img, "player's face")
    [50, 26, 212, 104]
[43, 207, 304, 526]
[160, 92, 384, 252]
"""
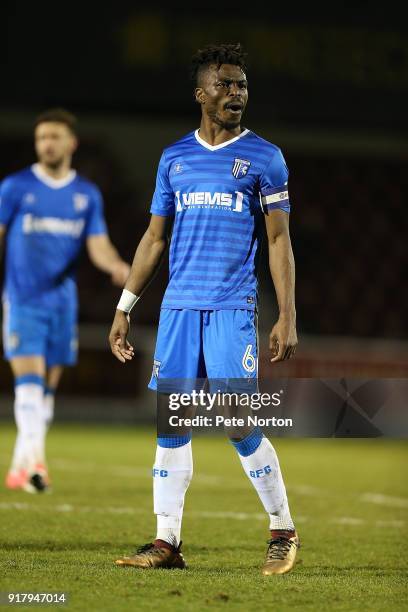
[34, 122, 77, 169]
[196, 64, 248, 129]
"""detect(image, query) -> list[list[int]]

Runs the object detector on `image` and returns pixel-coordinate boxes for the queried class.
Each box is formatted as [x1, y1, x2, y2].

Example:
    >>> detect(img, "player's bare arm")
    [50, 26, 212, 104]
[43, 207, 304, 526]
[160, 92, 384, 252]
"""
[86, 234, 130, 287]
[109, 214, 172, 363]
[264, 209, 297, 362]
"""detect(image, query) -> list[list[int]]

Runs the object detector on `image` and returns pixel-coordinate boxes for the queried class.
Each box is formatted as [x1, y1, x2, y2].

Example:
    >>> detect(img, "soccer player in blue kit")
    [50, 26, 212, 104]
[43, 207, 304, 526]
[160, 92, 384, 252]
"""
[0, 109, 130, 493]
[109, 44, 299, 575]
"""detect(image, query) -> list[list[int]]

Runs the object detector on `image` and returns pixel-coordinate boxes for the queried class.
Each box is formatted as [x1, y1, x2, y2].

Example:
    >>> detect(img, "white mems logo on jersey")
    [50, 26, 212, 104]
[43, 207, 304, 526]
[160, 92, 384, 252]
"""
[73, 193, 89, 211]
[175, 191, 243, 212]
[22, 214, 85, 238]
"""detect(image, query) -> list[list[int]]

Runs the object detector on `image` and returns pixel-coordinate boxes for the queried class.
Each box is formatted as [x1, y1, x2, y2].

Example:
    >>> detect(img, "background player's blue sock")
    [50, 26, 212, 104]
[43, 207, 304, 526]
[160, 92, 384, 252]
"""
[10, 375, 45, 475]
[231, 428, 295, 531]
[153, 434, 193, 548]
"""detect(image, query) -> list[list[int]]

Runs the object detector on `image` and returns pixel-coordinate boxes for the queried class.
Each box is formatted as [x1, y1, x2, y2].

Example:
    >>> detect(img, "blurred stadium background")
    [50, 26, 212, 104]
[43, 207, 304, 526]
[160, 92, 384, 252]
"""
[1, 7, 407, 422]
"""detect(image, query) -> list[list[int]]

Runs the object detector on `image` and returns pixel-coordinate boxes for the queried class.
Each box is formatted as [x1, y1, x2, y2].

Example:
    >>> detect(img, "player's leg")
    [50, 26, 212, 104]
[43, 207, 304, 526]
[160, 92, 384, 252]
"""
[32, 366, 64, 475]
[41, 307, 77, 484]
[44, 365, 64, 431]
[28, 364, 64, 488]
[151, 309, 202, 550]
[3, 301, 48, 492]
[204, 309, 299, 574]
[115, 422, 192, 570]
[154, 393, 194, 551]
[6, 356, 47, 491]
[232, 430, 299, 575]
[115, 309, 203, 569]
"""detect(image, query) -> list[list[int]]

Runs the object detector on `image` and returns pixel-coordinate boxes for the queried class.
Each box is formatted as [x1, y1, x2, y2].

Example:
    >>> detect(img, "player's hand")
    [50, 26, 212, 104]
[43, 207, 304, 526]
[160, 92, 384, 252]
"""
[111, 261, 131, 287]
[269, 315, 297, 362]
[109, 310, 134, 363]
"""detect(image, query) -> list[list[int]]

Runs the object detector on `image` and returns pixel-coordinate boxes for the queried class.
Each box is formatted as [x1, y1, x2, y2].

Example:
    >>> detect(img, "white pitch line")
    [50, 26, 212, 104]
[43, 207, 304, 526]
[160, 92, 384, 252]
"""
[0, 502, 309, 523]
[375, 520, 405, 528]
[0, 502, 31, 510]
[0, 503, 405, 529]
[47, 459, 324, 490]
[55, 504, 74, 512]
[332, 517, 365, 526]
[0, 502, 265, 521]
[0, 502, 271, 521]
[289, 485, 321, 496]
[50, 459, 223, 484]
[360, 493, 408, 509]
[0, 501, 145, 515]
[189, 510, 266, 521]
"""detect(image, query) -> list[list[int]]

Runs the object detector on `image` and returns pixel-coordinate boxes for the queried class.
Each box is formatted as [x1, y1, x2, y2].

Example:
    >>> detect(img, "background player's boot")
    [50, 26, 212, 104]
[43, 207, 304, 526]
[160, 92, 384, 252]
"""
[262, 530, 300, 575]
[34, 463, 51, 486]
[23, 464, 50, 494]
[115, 539, 186, 569]
[5, 468, 28, 490]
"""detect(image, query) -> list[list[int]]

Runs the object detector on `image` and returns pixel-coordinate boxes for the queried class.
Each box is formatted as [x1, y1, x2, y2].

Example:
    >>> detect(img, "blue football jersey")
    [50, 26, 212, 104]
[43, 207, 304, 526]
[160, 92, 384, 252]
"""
[150, 129, 291, 310]
[0, 164, 107, 308]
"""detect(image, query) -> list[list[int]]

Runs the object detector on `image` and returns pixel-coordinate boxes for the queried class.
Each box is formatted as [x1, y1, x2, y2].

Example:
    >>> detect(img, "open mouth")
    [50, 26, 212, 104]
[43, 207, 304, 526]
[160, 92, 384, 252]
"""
[224, 101, 243, 114]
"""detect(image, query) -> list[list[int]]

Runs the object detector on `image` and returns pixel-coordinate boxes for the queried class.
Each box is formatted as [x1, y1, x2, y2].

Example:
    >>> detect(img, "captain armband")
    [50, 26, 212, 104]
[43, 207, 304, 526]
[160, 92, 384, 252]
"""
[260, 186, 290, 214]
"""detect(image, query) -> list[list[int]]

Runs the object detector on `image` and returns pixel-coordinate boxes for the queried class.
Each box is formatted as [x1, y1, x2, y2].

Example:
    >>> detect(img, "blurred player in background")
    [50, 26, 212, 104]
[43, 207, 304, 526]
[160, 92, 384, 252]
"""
[109, 44, 299, 575]
[0, 108, 130, 493]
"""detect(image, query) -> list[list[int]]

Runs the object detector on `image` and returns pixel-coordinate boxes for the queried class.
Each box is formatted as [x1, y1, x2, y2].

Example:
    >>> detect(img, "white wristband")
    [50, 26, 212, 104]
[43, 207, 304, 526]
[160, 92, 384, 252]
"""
[117, 289, 140, 313]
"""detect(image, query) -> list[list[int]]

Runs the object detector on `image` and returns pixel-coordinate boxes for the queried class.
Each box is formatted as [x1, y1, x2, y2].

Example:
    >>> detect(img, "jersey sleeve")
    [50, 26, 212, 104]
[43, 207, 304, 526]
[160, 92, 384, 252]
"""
[85, 185, 108, 236]
[0, 177, 21, 226]
[150, 151, 175, 216]
[259, 148, 291, 214]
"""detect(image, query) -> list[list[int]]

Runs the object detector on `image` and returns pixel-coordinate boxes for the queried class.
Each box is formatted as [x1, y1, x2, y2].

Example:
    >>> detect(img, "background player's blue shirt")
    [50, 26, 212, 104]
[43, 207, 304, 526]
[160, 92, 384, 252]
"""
[0, 164, 107, 309]
[150, 129, 291, 310]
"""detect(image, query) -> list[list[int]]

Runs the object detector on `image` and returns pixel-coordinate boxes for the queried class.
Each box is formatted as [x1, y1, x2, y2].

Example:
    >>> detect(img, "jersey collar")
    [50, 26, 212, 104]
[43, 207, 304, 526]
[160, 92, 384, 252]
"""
[31, 163, 77, 189]
[194, 128, 250, 151]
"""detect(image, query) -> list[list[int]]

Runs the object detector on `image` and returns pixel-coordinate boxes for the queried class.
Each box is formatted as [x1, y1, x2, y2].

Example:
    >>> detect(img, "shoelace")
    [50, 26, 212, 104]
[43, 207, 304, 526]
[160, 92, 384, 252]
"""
[266, 536, 295, 561]
[133, 541, 182, 556]
[133, 543, 161, 557]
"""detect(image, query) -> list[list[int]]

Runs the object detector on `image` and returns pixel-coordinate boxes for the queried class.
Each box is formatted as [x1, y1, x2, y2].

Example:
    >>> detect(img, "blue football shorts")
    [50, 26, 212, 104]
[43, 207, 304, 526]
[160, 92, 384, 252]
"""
[148, 308, 258, 393]
[2, 300, 78, 367]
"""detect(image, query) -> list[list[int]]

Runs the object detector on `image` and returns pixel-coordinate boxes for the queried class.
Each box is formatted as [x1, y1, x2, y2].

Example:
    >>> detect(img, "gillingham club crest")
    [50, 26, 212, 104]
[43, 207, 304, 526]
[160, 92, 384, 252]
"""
[73, 193, 89, 212]
[232, 158, 251, 179]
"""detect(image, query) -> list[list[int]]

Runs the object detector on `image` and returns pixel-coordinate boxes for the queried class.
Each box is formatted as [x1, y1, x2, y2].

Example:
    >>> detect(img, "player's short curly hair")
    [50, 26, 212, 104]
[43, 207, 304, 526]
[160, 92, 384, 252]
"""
[191, 43, 248, 85]
[34, 108, 78, 135]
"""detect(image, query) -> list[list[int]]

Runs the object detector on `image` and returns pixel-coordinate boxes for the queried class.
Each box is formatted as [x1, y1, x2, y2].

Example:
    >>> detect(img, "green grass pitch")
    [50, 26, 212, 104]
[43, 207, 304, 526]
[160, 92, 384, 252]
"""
[0, 423, 407, 611]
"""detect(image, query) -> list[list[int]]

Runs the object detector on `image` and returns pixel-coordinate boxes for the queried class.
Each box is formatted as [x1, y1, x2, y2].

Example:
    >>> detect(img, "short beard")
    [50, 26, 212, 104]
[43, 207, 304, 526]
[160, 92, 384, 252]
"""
[209, 109, 241, 131]
[40, 156, 65, 171]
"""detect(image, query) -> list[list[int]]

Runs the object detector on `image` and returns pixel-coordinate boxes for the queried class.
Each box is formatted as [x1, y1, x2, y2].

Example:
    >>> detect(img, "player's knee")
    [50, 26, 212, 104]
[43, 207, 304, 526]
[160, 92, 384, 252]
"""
[156, 431, 192, 449]
[229, 426, 264, 456]
[10, 356, 46, 378]
[153, 435, 193, 481]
